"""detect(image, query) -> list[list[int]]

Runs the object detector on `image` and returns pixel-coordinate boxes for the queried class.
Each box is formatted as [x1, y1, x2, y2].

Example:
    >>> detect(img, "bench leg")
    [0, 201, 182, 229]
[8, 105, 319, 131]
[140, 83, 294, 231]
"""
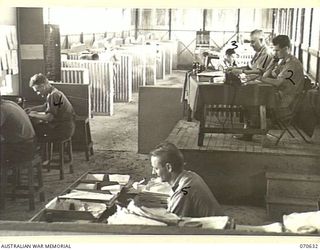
[67, 140, 73, 174]
[198, 132, 204, 146]
[0, 165, 7, 210]
[59, 143, 64, 180]
[28, 161, 35, 210]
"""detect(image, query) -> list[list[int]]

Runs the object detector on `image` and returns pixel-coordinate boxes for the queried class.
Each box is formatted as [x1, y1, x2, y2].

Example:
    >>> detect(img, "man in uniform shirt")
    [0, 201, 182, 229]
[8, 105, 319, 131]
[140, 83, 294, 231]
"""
[150, 142, 224, 217]
[229, 29, 273, 77]
[1, 96, 36, 163]
[25, 73, 76, 141]
[261, 35, 304, 113]
[229, 30, 274, 141]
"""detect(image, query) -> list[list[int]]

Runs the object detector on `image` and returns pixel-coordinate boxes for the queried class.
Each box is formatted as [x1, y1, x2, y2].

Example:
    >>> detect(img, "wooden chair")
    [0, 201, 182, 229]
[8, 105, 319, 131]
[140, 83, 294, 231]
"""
[268, 91, 311, 145]
[0, 154, 45, 211]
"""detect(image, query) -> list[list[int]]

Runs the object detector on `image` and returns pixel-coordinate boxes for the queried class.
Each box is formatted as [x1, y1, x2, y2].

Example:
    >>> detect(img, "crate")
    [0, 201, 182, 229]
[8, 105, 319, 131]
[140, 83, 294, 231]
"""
[266, 195, 318, 221]
[266, 172, 320, 199]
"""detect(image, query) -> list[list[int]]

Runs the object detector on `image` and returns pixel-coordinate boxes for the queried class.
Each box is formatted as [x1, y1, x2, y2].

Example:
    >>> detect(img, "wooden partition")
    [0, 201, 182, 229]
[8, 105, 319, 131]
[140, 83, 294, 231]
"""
[119, 44, 157, 88]
[147, 40, 176, 76]
[61, 67, 89, 85]
[51, 82, 90, 117]
[138, 86, 184, 154]
[112, 53, 133, 102]
[61, 60, 113, 116]
[118, 46, 146, 91]
[156, 44, 166, 80]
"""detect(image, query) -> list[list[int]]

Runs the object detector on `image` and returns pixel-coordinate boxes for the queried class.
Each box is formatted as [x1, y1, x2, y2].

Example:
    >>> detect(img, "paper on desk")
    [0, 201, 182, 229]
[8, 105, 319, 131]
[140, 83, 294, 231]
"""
[84, 173, 105, 182]
[59, 190, 114, 201]
[108, 174, 130, 185]
[76, 183, 97, 190]
[108, 205, 167, 226]
[101, 184, 122, 194]
[197, 71, 225, 77]
[128, 200, 180, 225]
[283, 211, 320, 233]
[45, 197, 107, 218]
[235, 222, 283, 233]
[181, 216, 230, 230]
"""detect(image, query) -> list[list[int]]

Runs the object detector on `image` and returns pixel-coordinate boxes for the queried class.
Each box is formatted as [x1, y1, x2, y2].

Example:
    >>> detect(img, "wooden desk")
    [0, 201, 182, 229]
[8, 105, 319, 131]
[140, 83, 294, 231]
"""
[184, 76, 276, 146]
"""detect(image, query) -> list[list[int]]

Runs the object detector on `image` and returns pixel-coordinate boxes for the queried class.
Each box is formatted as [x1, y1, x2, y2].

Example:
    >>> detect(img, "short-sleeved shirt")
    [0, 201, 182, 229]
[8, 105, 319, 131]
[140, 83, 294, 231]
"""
[167, 170, 224, 218]
[250, 45, 274, 73]
[271, 54, 304, 108]
[0, 100, 35, 143]
[45, 87, 75, 123]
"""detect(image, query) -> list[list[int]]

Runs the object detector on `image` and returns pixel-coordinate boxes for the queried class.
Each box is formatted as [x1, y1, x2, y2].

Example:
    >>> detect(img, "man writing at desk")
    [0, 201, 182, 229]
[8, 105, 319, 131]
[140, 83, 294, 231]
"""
[1, 95, 36, 165]
[150, 142, 224, 217]
[260, 35, 304, 114]
[227, 29, 274, 141]
[25, 73, 76, 141]
[228, 29, 273, 78]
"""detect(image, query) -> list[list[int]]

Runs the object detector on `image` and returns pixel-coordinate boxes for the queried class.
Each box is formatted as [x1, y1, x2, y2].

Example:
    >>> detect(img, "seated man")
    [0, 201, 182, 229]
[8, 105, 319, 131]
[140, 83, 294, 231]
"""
[229, 29, 273, 78]
[228, 29, 274, 141]
[150, 142, 224, 217]
[261, 35, 304, 115]
[25, 73, 76, 141]
[0, 96, 36, 164]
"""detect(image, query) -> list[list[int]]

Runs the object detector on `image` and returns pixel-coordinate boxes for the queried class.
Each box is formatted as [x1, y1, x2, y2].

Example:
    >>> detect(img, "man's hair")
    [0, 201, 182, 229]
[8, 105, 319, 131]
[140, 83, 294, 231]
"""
[150, 142, 184, 172]
[250, 29, 265, 42]
[272, 35, 291, 49]
[29, 73, 48, 87]
[225, 48, 236, 56]
[250, 29, 264, 37]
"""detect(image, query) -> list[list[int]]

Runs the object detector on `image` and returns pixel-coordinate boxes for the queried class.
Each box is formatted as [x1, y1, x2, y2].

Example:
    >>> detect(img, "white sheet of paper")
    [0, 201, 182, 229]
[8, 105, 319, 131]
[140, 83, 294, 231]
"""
[76, 183, 97, 190]
[85, 173, 105, 181]
[101, 184, 121, 194]
[59, 190, 114, 201]
[283, 211, 320, 233]
[197, 71, 225, 77]
[108, 174, 130, 185]
[182, 216, 229, 230]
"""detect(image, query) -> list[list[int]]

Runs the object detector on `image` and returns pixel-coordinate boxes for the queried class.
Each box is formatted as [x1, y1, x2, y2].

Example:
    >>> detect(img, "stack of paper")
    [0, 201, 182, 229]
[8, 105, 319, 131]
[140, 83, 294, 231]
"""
[101, 184, 122, 194]
[84, 173, 105, 182]
[127, 200, 180, 225]
[143, 179, 172, 195]
[235, 222, 283, 233]
[283, 211, 320, 234]
[181, 216, 230, 230]
[108, 174, 130, 185]
[75, 183, 97, 190]
[45, 198, 107, 218]
[107, 206, 167, 226]
[134, 191, 170, 208]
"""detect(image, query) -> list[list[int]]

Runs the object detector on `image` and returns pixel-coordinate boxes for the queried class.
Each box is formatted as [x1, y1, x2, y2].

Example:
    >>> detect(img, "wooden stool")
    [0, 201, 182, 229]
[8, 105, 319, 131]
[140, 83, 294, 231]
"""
[73, 116, 94, 161]
[0, 154, 45, 211]
[43, 137, 73, 180]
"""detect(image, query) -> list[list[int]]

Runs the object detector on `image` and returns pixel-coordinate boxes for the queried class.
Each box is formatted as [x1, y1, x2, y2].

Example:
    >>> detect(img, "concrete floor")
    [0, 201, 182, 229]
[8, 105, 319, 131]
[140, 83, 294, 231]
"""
[90, 70, 186, 152]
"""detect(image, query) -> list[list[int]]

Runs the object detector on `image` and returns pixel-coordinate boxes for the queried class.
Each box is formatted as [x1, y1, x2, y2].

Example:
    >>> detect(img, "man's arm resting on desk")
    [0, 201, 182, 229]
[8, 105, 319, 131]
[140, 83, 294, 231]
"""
[25, 104, 46, 113]
[260, 76, 284, 87]
[228, 67, 262, 76]
[28, 111, 54, 122]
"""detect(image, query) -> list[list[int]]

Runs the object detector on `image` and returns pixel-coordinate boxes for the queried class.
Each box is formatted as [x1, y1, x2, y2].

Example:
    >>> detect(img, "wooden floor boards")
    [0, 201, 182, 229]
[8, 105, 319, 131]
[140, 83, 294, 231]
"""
[167, 120, 320, 157]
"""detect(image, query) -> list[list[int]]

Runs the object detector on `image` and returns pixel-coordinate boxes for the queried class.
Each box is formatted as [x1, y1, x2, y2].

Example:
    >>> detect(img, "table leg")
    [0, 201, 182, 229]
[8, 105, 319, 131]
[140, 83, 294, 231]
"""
[260, 105, 267, 131]
[260, 105, 268, 145]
